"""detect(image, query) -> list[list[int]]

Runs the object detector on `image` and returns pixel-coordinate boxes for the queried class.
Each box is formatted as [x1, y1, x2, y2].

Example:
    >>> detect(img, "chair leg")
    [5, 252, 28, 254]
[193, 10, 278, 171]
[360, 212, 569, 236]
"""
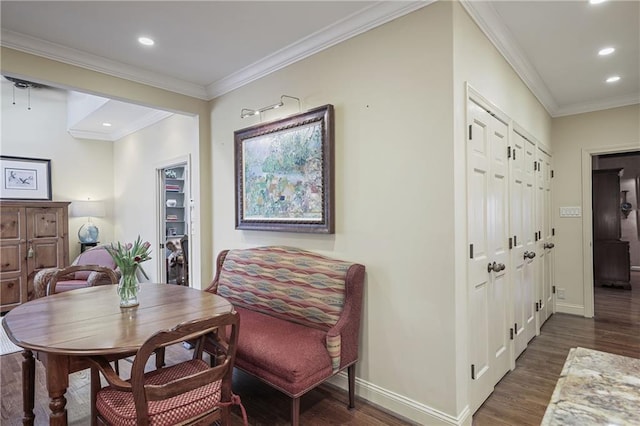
[113, 360, 119, 375]
[291, 396, 300, 426]
[348, 364, 356, 409]
[90, 367, 100, 426]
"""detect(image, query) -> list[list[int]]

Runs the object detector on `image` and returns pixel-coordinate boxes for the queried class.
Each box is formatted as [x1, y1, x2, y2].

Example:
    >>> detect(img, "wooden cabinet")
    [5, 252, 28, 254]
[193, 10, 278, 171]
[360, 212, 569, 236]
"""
[592, 169, 631, 288]
[1, 201, 70, 312]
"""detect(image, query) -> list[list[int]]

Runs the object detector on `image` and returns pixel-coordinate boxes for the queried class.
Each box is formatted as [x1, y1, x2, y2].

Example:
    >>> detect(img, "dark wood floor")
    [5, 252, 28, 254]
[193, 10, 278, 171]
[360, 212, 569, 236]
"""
[2, 272, 638, 425]
[473, 271, 640, 426]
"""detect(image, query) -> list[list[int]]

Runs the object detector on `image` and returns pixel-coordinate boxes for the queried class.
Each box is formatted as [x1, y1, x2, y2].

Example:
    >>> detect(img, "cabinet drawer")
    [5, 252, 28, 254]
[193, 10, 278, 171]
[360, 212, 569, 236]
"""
[0, 277, 22, 305]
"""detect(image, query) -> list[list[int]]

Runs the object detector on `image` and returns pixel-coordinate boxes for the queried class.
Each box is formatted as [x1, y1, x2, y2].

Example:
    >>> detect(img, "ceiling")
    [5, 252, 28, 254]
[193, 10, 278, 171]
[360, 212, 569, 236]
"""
[1, 0, 638, 139]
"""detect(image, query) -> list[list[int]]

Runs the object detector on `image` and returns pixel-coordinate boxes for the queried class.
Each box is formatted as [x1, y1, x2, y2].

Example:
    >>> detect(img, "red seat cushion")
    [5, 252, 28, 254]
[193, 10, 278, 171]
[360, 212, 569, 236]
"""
[96, 359, 222, 426]
[233, 306, 332, 395]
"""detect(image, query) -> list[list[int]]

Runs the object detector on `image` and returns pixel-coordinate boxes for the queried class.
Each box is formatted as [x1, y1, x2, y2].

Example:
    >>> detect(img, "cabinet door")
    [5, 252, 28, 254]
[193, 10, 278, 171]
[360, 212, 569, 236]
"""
[26, 207, 67, 298]
[0, 207, 27, 308]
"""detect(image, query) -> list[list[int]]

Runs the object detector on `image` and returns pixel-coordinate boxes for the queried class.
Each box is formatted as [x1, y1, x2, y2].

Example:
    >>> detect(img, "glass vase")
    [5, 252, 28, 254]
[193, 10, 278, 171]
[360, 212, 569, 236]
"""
[117, 265, 140, 308]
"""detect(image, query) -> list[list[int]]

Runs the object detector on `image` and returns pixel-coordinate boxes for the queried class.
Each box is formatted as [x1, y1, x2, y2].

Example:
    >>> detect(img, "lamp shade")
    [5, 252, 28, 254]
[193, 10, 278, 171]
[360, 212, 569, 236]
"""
[71, 200, 106, 218]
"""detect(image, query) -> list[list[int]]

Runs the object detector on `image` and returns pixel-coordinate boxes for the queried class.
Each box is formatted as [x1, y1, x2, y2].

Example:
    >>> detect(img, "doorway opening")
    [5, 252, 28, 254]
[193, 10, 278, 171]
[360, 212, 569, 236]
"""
[158, 160, 190, 286]
[584, 149, 639, 317]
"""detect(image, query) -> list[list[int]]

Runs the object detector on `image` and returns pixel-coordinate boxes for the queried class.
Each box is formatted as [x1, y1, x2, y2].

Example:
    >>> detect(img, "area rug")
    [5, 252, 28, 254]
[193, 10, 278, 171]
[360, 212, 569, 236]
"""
[0, 318, 22, 356]
[541, 347, 640, 425]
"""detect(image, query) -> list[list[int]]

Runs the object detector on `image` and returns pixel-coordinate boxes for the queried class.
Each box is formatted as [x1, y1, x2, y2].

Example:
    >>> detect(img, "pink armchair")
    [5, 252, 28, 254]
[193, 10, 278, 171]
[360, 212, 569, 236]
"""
[34, 245, 120, 298]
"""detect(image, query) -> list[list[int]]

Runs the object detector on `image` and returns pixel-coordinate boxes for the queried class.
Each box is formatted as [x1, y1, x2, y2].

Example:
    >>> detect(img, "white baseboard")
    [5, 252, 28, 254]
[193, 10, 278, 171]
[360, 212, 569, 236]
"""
[327, 372, 472, 426]
[555, 302, 585, 316]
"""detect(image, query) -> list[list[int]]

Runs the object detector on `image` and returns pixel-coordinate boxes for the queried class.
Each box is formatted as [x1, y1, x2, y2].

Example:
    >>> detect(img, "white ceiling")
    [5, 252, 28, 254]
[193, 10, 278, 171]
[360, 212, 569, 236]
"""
[1, 0, 638, 138]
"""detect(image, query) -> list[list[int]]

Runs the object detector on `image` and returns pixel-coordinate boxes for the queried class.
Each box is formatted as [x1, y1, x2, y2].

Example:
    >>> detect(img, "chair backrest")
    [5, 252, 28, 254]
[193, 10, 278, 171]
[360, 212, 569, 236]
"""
[129, 311, 240, 425]
[49, 265, 118, 295]
[72, 245, 117, 280]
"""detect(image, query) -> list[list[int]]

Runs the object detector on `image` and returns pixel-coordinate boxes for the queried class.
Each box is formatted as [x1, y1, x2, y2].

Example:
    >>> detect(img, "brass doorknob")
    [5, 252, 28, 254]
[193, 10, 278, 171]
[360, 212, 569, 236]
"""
[544, 243, 555, 249]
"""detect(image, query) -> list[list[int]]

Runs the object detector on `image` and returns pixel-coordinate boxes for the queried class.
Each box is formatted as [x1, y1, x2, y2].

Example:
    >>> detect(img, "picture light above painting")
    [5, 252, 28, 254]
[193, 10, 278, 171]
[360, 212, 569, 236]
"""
[234, 104, 334, 234]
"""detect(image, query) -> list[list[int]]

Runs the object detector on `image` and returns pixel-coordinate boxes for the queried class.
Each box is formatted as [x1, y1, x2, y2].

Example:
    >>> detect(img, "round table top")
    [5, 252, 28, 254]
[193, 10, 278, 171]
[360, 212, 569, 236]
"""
[2, 284, 232, 356]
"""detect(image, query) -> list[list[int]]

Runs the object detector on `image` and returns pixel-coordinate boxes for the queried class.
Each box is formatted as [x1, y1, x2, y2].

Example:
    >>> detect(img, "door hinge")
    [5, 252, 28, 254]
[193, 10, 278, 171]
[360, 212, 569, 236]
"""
[535, 302, 539, 312]
[159, 243, 165, 249]
[552, 228, 555, 236]
[535, 232, 538, 242]
[514, 235, 517, 246]
[508, 146, 512, 158]
[540, 299, 543, 308]
[553, 285, 556, 294]
[513, 149, 516, 160]
[534, 161, 538, 171]
[471, 364, 476, 380]
[470, 244, 474, 259]
[538, 231, 542, 240]
[551, 170, 554, 178]
[515, 322, 518, 332]
[509, 237, 513, 249]
[468, 125, 473, 140]
[510, 328, 514, 340]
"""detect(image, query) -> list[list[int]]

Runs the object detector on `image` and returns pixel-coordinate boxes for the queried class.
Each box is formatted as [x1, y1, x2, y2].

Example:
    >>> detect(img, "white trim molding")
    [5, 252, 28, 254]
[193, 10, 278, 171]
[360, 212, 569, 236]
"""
[328, 373, 472, 426]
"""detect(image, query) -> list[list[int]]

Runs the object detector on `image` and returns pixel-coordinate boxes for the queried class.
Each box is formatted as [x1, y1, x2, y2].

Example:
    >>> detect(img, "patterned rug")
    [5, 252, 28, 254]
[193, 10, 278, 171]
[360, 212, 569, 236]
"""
[0, 318, 22, 356]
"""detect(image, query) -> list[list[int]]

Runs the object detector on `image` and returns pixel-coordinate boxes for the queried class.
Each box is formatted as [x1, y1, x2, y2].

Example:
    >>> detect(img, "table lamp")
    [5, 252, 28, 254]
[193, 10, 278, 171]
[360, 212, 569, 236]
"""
[71, 199, 106, 243]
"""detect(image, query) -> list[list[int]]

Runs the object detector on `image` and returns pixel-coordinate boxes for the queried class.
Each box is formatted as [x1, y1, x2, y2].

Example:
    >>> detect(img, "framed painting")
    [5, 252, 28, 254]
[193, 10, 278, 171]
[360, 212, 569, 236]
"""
[235, 104, 334, 233]
[0, 156, 52, 200]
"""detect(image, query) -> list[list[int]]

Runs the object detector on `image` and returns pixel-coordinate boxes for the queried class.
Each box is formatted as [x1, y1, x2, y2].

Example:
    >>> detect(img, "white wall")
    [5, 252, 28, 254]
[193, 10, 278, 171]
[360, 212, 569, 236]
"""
[210, 2, 553, 423]
[1, 79, 114, 260]
[113, 113, 198, 284]
[552, 105, 640, 313]
[211, 4, 460, 423]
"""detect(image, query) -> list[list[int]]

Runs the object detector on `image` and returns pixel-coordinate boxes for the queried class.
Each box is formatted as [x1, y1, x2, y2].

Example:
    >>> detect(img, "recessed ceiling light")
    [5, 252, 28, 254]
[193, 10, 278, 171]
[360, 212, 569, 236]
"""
[138, 37, 155, 46]
[102, 122, 112, 127]
[598, 47, 615, 56]
[606, 75, 621, 83]
[589, 0, 607, 4]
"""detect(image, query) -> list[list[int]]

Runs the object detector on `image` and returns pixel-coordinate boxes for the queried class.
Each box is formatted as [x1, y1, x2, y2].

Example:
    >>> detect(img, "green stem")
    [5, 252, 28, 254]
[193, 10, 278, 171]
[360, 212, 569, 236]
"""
[118, 265, 139, 301]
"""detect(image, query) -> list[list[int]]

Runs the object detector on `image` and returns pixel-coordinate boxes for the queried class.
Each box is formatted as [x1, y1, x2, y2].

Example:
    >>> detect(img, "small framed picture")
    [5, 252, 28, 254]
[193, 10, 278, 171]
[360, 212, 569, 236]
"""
[0, 156, 52, 200]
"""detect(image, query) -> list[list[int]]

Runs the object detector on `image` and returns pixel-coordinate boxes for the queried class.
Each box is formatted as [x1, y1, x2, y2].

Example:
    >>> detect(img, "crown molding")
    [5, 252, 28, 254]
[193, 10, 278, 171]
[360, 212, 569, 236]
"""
[553, 93, 640, 117]
[2, 3, 431, 101]
[206, 1, 433, 98]
[460, 0, 559, 116]
[68, 109, 173, 142]
[460, 1, 640, 118]
[1, 29, 209, 100]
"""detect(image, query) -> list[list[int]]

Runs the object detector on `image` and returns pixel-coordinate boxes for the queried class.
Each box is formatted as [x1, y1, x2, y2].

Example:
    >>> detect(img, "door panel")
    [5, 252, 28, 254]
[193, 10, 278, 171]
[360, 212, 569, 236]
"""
[468, 100, 510, 411]
[523, 138, 537, 342]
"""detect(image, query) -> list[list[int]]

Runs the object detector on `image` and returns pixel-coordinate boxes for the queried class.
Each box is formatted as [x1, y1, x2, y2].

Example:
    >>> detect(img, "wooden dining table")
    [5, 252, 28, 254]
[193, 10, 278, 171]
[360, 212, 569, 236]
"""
[1, 283, 233, 426]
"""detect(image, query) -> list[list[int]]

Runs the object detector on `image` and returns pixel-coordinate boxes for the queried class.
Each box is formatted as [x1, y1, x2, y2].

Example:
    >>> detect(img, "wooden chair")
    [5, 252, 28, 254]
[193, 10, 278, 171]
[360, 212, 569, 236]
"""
[48, 265, 119, 295]
[89, 311, 246, 426]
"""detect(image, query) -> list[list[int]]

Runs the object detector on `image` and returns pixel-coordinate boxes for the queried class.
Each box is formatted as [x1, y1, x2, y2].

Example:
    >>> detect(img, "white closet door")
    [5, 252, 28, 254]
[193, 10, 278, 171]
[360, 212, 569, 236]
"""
[536, 148, 553, 325]
[511, 132, 538, 355]
[510, 132, 526, 357]
[523, 138, 537, 342]
[467, 100, 510, 411]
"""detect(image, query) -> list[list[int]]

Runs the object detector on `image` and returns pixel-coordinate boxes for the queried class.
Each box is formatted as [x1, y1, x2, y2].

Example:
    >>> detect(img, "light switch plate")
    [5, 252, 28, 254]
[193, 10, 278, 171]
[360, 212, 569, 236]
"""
[560, 206, 581, 217]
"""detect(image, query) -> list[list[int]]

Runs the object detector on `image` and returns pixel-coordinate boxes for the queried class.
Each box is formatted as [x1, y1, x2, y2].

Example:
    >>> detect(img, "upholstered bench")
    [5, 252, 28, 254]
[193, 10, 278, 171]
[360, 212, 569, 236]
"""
[205, 246, 365, 426]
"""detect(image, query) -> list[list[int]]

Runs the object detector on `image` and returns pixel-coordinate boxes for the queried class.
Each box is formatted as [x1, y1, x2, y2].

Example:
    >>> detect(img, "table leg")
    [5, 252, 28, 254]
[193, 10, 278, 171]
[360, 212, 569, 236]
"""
[21, 350, 35, 426]
[44, 354, 70, 426]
